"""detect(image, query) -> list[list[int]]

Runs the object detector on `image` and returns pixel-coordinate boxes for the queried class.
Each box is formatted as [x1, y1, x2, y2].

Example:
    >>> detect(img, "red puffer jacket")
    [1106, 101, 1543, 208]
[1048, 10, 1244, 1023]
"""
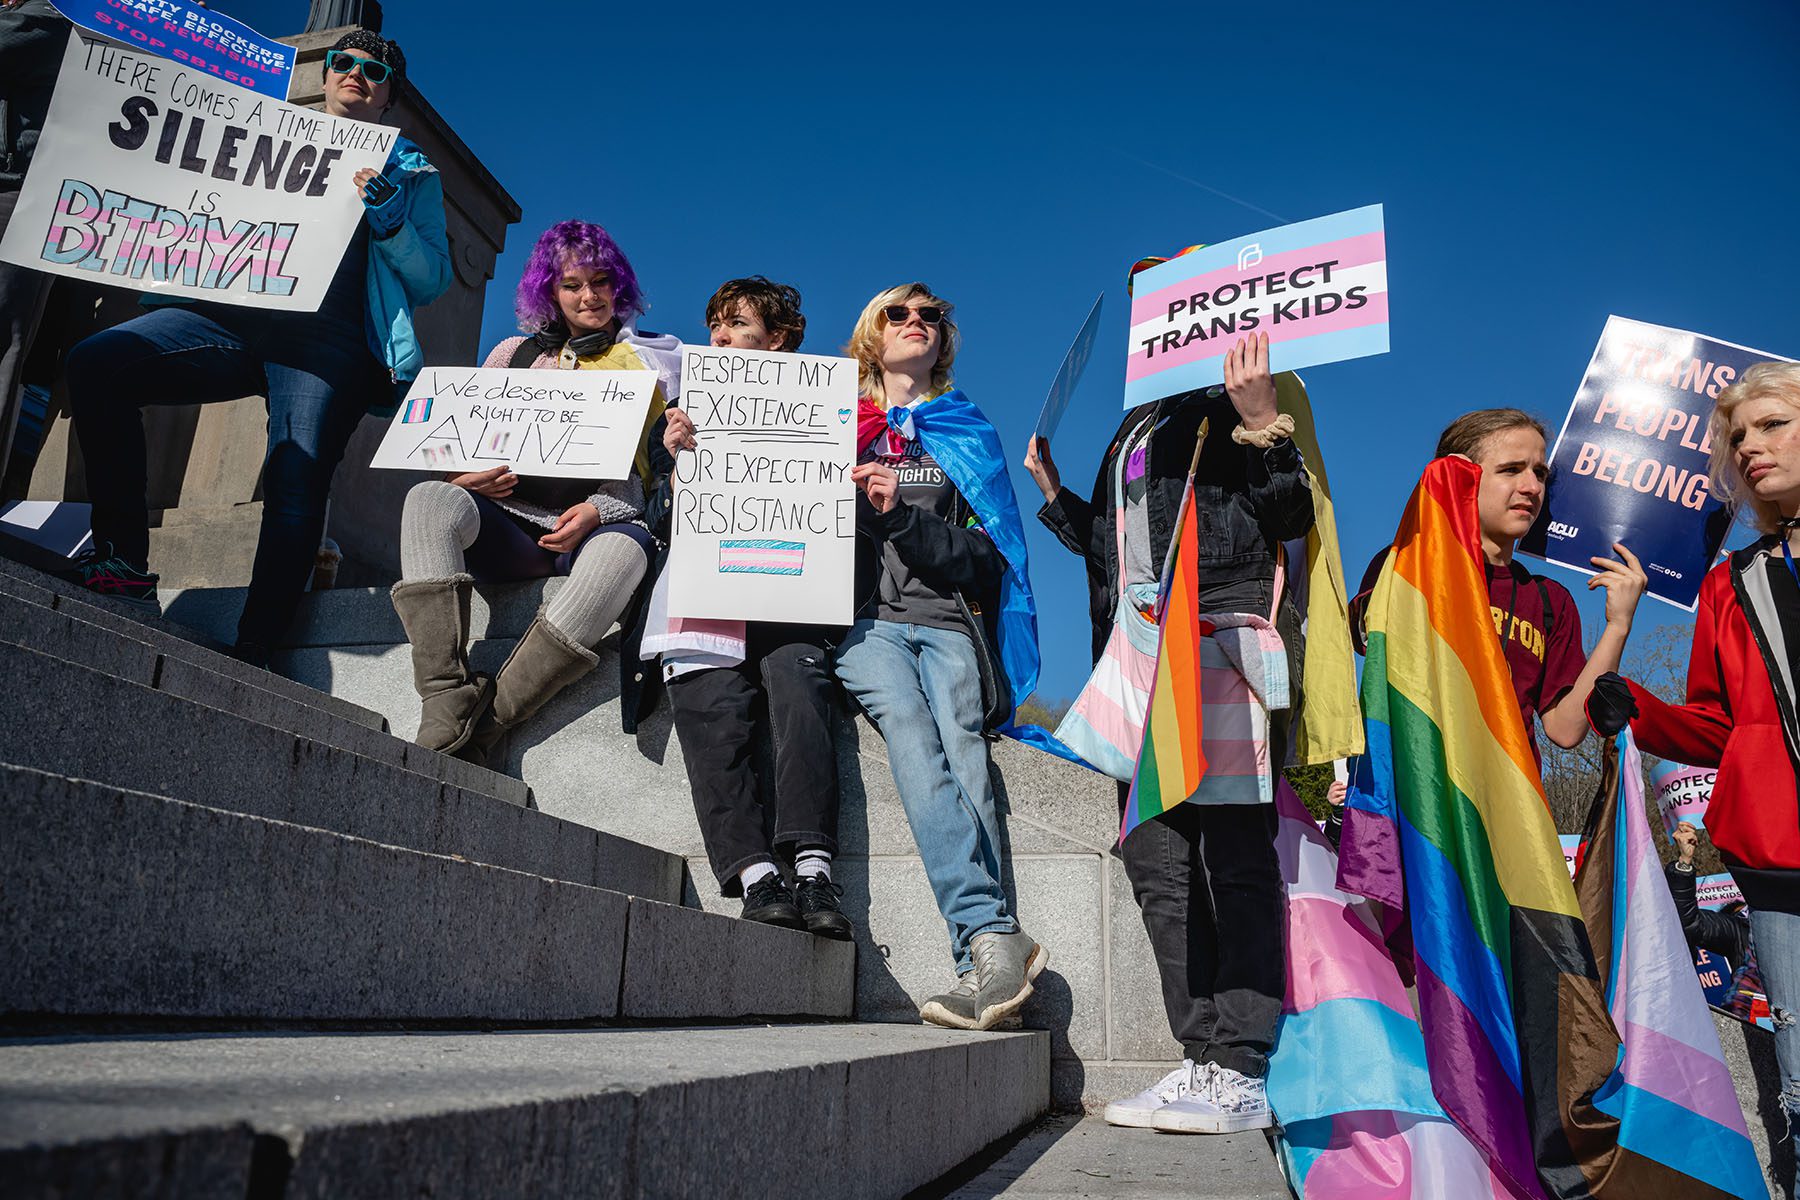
[1628, 541, 1800, 874]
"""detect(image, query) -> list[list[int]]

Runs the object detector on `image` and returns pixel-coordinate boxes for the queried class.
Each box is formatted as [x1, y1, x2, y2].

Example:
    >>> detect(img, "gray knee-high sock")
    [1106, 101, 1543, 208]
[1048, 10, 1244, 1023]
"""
[399, 481, 481, 580]
[544, 532, 648, 647]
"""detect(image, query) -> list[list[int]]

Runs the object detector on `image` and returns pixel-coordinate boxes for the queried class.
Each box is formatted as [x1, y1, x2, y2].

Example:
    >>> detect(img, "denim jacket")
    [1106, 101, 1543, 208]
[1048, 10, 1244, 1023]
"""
[1038, 387, 1314, 664]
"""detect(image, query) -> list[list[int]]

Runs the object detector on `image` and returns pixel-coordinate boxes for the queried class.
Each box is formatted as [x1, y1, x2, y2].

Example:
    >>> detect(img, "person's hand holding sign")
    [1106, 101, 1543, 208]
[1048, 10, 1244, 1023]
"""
[1023, 435, 1061, 505]
[1673, 820, 1699, 867]
[663, 407, 698, 457]
[1223, 332, 1278, 432]
[539, 503, 601, 553]
[852, 462, 900, 514]
[450, 465, 516, 499]
[1587, 542, 1648, 630]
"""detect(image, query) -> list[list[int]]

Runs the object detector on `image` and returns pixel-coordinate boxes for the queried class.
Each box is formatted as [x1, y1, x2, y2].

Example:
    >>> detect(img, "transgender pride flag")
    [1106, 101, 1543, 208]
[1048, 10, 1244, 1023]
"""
[1267, 782, 1531, 1199]
[718, 539, 806, 576]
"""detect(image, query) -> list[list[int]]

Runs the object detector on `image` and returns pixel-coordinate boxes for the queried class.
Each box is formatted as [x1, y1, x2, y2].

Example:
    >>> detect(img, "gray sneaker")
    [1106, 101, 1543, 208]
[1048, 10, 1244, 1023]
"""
[919, 973, 978, 1029]
[967, 929, 1047, 1031]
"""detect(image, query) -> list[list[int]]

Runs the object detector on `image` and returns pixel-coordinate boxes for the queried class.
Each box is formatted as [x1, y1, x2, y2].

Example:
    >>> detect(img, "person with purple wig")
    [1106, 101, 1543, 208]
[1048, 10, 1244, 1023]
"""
[390, 219, 680, 763]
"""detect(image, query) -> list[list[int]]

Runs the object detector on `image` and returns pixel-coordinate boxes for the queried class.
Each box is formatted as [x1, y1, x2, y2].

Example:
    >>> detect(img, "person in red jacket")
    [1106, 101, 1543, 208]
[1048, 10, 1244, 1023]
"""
[1588, 361, 1800, 1191]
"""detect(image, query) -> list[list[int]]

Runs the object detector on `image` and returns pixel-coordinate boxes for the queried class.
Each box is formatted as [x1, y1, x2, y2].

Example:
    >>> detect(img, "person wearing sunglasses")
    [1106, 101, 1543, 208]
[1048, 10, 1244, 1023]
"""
[834, 282, 1052, 1031]
[59, 30, 450, 666]
[1023, 251, 1314, 1134]
[392, 220, 681, 765]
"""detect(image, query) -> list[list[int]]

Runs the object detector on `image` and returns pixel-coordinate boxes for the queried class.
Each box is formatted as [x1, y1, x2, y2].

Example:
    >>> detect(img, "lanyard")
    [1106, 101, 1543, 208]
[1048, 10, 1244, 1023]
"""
[1783, 538, 1800, 588]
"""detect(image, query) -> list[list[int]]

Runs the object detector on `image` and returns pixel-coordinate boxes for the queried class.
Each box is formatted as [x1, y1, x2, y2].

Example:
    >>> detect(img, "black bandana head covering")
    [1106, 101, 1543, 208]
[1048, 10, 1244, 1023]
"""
[323, 30, 407, 103]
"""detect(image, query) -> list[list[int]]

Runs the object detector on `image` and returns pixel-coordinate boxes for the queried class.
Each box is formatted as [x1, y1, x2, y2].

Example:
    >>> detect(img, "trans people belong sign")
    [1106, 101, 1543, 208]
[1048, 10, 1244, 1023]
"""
[1521, 317, 1794, 611]
[53, 0, 295, 98]
[1123, 205, 1389, 408]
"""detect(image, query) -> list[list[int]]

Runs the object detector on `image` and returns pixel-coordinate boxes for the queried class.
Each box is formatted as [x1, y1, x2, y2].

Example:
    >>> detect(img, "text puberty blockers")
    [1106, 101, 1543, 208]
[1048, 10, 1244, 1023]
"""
[667, 346, 857, 625]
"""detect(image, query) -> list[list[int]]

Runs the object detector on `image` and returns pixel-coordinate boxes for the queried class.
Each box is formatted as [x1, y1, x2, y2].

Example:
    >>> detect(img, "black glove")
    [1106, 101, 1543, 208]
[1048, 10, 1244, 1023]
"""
[1586, 672, 1638, 737]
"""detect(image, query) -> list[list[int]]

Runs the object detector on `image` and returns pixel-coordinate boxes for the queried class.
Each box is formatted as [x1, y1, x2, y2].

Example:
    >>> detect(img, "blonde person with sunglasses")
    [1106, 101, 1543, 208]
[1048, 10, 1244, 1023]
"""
[835, 283, 1057, 1032]
[60, 31, 450, 664]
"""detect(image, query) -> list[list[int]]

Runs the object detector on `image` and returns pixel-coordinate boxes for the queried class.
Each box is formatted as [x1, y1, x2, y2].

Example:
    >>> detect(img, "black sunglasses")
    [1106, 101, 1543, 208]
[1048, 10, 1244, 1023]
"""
[326, 50, 392, 84]
[883, 304, 943, 326]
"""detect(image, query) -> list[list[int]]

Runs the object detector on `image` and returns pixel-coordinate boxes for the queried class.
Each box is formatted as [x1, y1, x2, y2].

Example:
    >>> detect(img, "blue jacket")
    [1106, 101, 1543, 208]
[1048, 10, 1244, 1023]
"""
[360, 135, 451, 408]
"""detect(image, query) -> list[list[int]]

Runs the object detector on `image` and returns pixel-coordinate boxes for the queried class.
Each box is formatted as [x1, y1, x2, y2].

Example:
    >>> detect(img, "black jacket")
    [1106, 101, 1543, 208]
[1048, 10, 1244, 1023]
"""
[0, 0, 64, 192]
[852, 489, 1012, 732]
[1038, 388, 1314, 664]
[1664, 861, 1752, 964]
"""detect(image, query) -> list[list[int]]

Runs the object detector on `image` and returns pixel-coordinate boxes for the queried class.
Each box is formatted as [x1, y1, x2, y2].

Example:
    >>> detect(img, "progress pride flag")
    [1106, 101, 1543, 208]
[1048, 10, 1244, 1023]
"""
[1123, 205, 1389, 409]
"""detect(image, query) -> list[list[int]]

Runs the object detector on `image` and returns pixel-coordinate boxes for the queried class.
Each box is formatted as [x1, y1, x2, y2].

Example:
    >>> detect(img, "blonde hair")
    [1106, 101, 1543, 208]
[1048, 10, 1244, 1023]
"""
[847, 282, 959, 407]
[1708, 361, 1800, 534]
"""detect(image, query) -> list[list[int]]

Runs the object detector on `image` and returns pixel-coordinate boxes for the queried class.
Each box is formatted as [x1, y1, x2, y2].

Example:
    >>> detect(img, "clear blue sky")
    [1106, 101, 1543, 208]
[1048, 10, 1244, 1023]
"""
[224, 0, 1800, 698]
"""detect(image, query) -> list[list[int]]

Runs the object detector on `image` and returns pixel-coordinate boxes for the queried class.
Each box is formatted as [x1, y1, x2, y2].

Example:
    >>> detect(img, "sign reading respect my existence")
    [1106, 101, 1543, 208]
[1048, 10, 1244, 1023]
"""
[0, 34, 390, 310]
[1123, 204, 1389, 408]
[52, 0, 295, 98]
[1520, 317, 1795, 611]
[368, 368, 659, 480]
[666, 346, 856, 626]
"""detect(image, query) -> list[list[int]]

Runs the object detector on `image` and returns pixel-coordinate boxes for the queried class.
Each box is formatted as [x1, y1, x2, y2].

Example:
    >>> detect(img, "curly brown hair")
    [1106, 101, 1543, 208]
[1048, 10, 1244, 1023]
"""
[704, 277, 806, 352]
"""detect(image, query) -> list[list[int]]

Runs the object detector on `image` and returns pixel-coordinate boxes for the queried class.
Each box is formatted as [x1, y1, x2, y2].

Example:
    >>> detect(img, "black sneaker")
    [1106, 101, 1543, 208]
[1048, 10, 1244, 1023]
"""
[741, 874, 804, 931]
[794, 875, 853, 941]
[57, 543, 161, 616]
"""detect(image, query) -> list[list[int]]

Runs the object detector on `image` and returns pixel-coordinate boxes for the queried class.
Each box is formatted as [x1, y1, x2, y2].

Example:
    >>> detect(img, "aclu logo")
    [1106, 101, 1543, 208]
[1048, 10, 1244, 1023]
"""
[1546, 521, 1579, 539]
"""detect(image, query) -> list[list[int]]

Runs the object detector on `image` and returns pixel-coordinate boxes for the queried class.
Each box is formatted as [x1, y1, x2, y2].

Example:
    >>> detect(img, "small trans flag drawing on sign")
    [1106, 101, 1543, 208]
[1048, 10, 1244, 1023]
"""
[401, 396, 432, 424]
[719, 539, 806, 576]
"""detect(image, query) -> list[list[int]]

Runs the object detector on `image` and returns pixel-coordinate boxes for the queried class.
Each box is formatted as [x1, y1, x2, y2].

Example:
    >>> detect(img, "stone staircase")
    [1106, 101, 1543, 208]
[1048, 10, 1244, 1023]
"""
[0, 557, 1050, 1197]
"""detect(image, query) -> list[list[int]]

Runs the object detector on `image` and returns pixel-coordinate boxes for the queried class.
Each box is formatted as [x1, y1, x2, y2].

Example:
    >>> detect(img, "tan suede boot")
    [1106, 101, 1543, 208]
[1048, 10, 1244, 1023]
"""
[457, 612, 599, 765]
[389, 574, 494, 753]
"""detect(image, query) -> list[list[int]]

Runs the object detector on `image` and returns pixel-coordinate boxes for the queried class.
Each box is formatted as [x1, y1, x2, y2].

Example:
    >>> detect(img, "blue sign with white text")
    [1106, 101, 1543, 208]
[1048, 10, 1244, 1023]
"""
[1521, 316, 1793, 611]
[52, 0, 294, 98]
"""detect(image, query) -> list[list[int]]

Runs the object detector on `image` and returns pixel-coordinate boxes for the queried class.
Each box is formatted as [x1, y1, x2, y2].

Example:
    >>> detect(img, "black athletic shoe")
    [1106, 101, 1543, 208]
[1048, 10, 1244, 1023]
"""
[794, 875, 853, 941]
[56, 542, 161, 616]
[741, 874, 805, 931]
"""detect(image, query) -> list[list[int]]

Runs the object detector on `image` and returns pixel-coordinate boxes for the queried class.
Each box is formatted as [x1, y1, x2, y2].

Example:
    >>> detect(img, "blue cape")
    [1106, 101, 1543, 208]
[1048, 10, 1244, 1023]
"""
[894, 390, 1082, 763]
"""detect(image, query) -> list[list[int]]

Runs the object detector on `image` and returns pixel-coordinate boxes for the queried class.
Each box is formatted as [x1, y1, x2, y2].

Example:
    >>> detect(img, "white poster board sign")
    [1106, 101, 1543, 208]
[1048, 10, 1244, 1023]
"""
[666, 347, 856, 624]
[368, 367, 658, 480]
[0, 34, 392, 310]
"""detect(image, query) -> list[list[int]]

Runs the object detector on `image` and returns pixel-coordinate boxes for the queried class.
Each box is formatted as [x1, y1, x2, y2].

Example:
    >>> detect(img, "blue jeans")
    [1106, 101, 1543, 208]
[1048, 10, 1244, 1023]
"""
[67, 304, 383, 649]
[834, 618, 1014, 973]
[1750, 906, 1800, 1194]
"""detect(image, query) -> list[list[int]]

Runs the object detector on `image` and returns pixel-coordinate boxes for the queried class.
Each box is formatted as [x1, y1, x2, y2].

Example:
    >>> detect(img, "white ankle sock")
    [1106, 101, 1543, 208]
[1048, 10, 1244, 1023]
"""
[794, 850, 832, 881]
[739, 861, 778, 891]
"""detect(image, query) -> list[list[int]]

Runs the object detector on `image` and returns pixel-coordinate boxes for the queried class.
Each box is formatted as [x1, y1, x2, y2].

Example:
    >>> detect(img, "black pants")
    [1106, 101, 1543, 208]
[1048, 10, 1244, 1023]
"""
[1119, 574, 1301, 1079]
[667, 623, 842, 895]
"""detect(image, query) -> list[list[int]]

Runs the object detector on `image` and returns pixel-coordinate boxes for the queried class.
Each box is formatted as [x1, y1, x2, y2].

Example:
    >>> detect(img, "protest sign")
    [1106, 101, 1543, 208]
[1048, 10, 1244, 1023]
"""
[1651, 758, 1715, 838]
[1697, 872, 1746, 912]
[1123, 205, 1388, 409]
[52, 0, 295, 98]
[368, 367, 658, 480]
[666, 347, 856, 625]
[1692, 947, 1733, 1007]
[1520, 317, 1795, 611]
[0, 34, 390, 310]
[1558, 833, 1581, 880]
[1035, 293, 1104, 440]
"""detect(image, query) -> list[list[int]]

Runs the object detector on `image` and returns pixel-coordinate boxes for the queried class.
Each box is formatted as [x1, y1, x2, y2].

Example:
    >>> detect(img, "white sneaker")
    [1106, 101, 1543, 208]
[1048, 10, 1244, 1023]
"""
[1151, 1063, 1272, 1134]
[1102, 1060, 1201, 1128]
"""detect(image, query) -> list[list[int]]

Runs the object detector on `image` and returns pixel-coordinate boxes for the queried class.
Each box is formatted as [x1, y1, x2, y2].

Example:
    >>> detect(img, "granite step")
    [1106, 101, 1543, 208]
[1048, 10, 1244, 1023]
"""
[0, 1024, 1046, 1199]
[0, 762, 851, 1024]
[0, 639, 682, 903]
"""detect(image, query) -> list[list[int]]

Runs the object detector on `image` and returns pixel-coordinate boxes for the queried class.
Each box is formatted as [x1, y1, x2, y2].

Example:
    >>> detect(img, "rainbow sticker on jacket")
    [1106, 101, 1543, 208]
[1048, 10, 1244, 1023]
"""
[401, 396, 432, 424]
[719, 539, 806, 576]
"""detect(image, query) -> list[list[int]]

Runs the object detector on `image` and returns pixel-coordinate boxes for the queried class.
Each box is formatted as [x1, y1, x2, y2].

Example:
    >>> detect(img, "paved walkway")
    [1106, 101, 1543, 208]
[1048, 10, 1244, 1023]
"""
[927, 1114, 1290, 1198]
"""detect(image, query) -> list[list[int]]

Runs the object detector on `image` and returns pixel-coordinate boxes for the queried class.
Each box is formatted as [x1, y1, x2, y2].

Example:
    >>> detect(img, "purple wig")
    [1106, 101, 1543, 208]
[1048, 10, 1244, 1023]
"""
[514, 220, 645, 333]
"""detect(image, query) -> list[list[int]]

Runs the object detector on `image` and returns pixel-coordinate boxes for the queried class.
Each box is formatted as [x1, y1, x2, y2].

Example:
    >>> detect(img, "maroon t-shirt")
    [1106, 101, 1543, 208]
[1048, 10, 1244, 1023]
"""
[1351, 552, 1585, 744]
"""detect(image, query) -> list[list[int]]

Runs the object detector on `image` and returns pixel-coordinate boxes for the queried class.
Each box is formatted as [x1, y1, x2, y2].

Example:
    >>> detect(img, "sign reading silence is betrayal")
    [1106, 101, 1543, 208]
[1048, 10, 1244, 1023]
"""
[52, 0, 295, 98]
[0, 34, 389, 310]
[666, 347, 857, 626]
[1520, 317, 1795, 611]
[368, 368, 659, 480]
[1123, 204, 1389, 408]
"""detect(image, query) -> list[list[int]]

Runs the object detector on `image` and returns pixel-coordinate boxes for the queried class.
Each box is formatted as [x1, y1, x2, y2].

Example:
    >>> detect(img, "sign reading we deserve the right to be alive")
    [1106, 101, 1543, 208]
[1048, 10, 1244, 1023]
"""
[1123, 204, 1389, 408]
[1520, 317, 1795, 611]
[666, 347, 857, 626]
[0, 34, 390, 310]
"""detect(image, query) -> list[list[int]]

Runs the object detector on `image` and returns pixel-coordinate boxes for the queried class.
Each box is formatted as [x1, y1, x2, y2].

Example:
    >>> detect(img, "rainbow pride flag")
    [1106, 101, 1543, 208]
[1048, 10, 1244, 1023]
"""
[1121, 479, 1206, 838]
[1570, 732, 1765, 1198]
[1337, 457, 1623, 1200]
